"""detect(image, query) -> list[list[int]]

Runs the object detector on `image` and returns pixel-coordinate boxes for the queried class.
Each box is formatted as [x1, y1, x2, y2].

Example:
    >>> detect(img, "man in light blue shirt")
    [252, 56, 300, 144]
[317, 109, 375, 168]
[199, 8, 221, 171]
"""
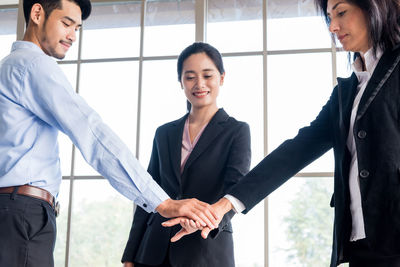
[0, 0, 217, 266]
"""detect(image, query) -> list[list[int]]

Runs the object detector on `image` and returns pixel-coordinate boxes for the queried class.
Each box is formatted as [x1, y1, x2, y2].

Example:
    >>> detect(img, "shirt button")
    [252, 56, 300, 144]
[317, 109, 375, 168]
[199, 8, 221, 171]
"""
[360, 170, 369, 178]
[357, 130, 367, 139]
[143, 203, 147, 208]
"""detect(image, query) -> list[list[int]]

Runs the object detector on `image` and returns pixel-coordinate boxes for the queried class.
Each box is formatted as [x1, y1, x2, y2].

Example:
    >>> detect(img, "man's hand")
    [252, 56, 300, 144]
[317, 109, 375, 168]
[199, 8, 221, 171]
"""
[123, 262, 134, 267]
[156, 198, 219, 229]
[162, 197, 234, 242]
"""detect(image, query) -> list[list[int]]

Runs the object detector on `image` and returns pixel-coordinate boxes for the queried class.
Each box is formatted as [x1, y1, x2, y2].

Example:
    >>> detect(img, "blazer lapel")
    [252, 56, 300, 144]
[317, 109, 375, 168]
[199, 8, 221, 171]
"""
[357, 46, 400, 120]
[181, 109, 229, 176]
[167, 113, 188, 186]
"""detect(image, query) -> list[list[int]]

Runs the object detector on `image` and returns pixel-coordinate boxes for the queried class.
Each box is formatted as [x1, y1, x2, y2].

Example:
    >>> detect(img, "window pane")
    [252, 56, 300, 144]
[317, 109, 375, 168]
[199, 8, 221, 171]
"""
[268, 177, 334, 266]
[267, 0, 331, 50]
[207, 0, 263, 53]
[336, 51, 353, 79]
[0, 0, 18, 4]
[143, 0, 195, 56]
[69, 180, 133, 266]
[267, 53, 334, 172]
[0, 8, 17, 59]
[75, 61, 139, 176]
[81, 1, 142, 59]
[58, 132, 72, 176]
[139, 59, 186, 164]
[234, 203, 264, 267]
[54, 180, 70, 267]
[219, 56, 264, 165]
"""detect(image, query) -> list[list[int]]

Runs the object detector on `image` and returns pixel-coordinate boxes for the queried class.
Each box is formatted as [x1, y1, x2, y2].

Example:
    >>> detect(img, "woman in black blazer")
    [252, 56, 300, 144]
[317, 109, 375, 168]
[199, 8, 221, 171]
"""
[121, 42, 251, 267]
[166, 0, 400, 266]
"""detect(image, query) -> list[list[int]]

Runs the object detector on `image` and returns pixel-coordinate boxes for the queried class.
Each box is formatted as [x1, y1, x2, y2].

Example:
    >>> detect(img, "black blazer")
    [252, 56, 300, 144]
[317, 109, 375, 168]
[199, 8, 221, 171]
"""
[228, 44, 400, 267]
[122, 108, 251, 267]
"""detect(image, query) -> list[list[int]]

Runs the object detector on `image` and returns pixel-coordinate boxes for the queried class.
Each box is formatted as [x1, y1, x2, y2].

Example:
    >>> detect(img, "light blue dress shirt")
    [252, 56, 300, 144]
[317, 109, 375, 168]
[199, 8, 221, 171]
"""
[0, 41, 169, 212]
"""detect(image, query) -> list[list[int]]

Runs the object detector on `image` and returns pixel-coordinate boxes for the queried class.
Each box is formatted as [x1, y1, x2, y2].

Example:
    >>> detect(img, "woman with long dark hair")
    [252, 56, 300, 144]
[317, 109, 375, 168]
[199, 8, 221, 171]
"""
[121, 42, 251, 267]
[166, 1, 400, 266]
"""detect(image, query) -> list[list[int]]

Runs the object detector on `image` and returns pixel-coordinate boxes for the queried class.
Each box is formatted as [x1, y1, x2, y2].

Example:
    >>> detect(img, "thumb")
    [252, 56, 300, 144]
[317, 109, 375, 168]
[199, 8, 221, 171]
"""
[170, 228, 189, 242]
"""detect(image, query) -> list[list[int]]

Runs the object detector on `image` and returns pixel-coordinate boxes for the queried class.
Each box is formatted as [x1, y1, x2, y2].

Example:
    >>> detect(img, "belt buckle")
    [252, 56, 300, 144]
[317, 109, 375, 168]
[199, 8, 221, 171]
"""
[54, 201, 60, 217]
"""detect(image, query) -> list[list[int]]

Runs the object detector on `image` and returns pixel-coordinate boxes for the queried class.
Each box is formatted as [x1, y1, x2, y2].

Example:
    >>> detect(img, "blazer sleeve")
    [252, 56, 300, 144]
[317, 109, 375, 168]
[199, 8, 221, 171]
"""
[122, 133, 162, 262]
[228, 93, 335, 213]
[209, 122, 251, 238]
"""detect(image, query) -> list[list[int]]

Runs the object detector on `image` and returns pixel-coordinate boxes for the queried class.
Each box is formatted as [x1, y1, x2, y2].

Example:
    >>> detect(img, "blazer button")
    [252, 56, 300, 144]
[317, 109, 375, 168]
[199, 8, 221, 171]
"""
[357, 130, 367, 139]
[359, 170, 369, 178]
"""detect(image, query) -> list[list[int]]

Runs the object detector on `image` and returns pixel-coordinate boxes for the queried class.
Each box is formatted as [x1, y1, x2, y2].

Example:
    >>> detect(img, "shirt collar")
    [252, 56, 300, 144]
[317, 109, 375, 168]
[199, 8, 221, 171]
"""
[11, 41, 45, 55]
[352, 48, 383, 76]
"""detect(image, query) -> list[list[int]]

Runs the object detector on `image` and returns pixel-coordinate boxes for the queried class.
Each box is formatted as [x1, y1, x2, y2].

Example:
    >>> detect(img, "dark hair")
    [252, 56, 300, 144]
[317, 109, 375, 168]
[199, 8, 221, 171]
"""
[314, 0, 400, 55]
[177, 42, 225, 82]
[23, 0, 92, 25]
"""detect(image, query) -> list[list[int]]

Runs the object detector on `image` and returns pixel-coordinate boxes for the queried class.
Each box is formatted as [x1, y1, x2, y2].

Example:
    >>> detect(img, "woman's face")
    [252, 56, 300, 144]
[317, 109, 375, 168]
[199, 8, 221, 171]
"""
[180, 52, 224, 110]
[327, 0, 370, 53]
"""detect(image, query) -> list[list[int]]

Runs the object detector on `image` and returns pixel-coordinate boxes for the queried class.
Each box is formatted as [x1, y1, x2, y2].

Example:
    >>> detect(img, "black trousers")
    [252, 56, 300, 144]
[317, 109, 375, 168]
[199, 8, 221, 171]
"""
[0, 193, 56, 267]
[349, 239, 400, 267]
[135, 258, 172, 267]
[135, 244, 172, 267]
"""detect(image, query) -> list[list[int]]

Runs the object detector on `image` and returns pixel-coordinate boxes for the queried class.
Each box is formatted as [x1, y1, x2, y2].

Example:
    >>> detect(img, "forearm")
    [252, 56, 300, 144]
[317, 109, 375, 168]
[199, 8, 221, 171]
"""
[69, 112, 169, 212]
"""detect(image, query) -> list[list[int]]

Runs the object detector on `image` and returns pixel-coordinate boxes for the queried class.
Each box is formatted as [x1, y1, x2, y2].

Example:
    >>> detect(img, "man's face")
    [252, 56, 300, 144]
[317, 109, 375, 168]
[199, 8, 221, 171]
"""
[38, 0, 82, 59]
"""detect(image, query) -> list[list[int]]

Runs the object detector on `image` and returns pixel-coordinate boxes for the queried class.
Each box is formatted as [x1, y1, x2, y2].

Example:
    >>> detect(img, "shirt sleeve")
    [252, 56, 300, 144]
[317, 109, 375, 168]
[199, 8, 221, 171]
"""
[18, 55, 169, 212]
[224, 194, 246, 213]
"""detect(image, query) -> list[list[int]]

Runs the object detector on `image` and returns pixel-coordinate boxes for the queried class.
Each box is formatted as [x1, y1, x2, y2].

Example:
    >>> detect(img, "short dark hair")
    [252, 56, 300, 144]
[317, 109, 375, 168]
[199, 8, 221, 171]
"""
[314, 0, 400, 54]
[23, 0, 92, 25]
[177, 42, 225, 82]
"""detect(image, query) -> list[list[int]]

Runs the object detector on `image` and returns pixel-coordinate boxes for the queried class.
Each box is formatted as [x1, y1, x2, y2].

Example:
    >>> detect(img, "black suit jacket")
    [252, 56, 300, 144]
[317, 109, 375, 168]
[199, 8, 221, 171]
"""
[228, 44, 400, 266]
[122, 108, 251, 267]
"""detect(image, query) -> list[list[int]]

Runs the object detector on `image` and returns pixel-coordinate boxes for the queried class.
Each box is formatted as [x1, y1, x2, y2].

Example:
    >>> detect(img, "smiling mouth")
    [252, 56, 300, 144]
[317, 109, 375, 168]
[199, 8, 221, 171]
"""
[193, 91, 210, 97]
[60, 41, 72, 49]
[338, 34, 347, 42]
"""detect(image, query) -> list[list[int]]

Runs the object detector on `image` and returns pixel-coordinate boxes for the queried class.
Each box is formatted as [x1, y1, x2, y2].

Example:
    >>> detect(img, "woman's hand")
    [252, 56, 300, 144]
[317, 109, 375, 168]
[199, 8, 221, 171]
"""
[170, 218, 203, 242]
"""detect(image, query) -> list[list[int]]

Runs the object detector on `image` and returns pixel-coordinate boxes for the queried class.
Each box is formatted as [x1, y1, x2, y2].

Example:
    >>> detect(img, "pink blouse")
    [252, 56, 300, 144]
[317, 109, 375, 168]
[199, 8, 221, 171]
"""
[180, 116, 208, 173]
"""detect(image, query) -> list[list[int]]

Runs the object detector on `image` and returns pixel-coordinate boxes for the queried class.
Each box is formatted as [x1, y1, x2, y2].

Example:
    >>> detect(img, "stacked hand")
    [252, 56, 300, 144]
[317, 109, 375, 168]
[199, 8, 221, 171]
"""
[156, 198, 219, 229]
[161, 197, 233, 242]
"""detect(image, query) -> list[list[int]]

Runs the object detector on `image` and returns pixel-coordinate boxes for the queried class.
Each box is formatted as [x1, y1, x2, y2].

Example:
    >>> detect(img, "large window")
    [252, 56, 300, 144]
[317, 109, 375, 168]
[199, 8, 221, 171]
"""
[0, 7, 17, 59]
[1, 0, 352, 266]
